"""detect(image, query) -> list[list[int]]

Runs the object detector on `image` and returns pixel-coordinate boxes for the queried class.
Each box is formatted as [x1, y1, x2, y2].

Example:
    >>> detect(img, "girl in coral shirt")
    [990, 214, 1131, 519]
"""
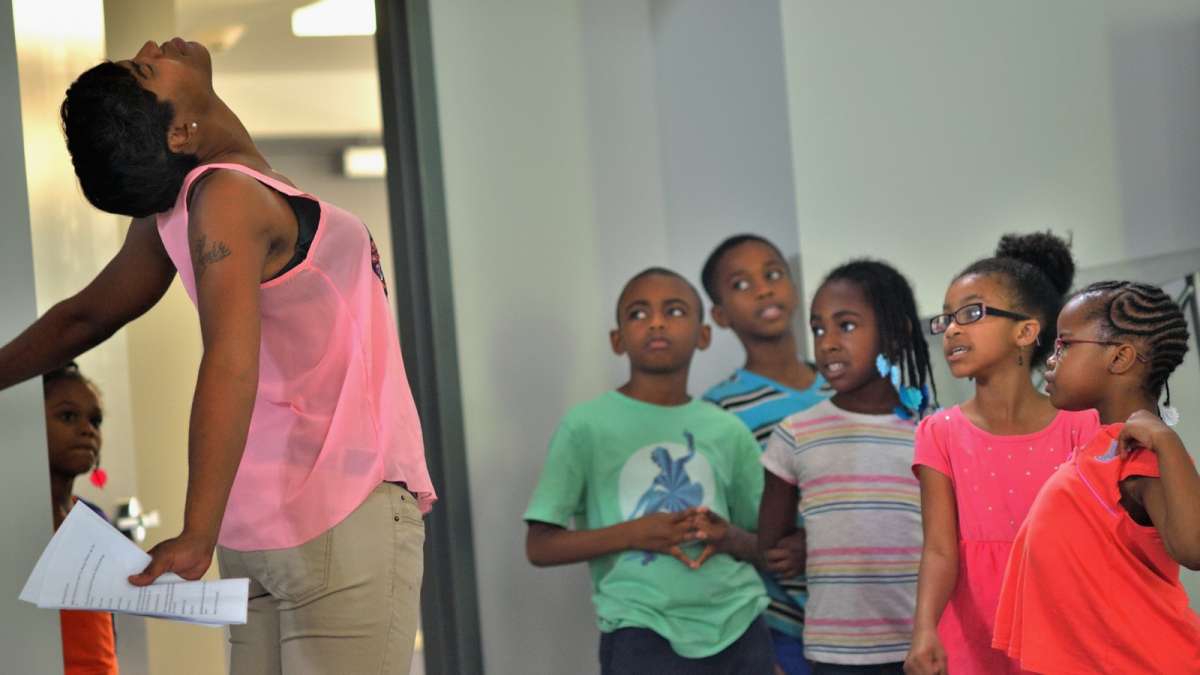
[994, 280, 1200, 674]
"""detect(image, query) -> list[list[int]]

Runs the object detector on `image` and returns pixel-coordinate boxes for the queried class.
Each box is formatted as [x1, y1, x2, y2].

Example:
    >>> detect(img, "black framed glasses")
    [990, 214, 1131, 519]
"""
[929, 303, 1030, 335]
[1051, 337, 1149, 363]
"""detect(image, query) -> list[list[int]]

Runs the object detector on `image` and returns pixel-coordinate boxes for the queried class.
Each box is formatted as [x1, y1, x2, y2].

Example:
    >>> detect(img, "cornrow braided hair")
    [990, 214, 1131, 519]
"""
[823, 260, 938, 416]
[1076, 280, 1190, 404]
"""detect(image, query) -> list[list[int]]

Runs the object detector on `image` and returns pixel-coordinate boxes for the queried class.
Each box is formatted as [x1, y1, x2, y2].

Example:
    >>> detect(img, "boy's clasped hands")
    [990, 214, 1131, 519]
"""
[627, 506, 805, 574]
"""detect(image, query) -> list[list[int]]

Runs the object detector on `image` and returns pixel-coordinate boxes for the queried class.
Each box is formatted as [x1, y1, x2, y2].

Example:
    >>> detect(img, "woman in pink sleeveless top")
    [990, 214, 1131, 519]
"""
[0, 38, 433, 674]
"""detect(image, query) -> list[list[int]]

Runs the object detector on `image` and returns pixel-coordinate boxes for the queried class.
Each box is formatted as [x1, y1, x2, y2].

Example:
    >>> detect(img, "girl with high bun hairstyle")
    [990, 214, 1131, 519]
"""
[905, 233, 1101, 675]
[993, 280, 1200, 674]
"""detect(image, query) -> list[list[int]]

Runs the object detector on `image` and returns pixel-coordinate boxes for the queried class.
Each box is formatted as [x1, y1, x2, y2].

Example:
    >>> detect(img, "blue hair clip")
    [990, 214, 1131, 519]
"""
[899, 386, 923, 411]
[879, 354, 925, 420]
[876, 354, 891, 378]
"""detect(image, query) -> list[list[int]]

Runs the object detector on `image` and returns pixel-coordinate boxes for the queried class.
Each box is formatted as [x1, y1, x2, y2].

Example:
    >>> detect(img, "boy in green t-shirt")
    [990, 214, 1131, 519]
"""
[525, 267, 771, 674]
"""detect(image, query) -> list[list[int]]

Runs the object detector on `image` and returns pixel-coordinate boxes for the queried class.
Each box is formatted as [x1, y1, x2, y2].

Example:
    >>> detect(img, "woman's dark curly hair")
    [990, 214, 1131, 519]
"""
[61, 62, 198, 217]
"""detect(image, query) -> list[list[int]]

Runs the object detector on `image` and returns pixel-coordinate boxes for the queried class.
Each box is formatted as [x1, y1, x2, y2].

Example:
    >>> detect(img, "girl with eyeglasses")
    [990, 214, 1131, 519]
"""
[904, 232, 1100, 675]
[992, 281, 1200, 673]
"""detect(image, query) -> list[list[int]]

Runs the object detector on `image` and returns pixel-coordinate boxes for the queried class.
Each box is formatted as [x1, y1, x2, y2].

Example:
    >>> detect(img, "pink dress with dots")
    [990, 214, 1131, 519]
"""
[912, 406, 1099, 675]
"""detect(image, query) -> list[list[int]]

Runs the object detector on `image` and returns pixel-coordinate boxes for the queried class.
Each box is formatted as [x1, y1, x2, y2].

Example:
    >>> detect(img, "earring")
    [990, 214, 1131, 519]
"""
[190, 121, 198, 130]
[1017, 352, 1024, 366]
[876, 354, 925, 419]
[1161, 382, 1181, 427]
[89, 459, 108, 489]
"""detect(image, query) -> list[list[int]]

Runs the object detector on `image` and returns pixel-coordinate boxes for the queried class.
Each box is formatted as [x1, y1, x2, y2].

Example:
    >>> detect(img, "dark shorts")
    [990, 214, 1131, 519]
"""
[599, 615, 774, 675]
[809, 662, 904, 675]
[769, 628, 810, 675]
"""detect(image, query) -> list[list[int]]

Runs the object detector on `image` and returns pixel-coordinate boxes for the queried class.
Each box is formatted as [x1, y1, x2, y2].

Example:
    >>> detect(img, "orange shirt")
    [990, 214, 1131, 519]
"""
[58, 497, 119, 675]
[60, 609, 118, 675]
[994, 424, 1200, 674]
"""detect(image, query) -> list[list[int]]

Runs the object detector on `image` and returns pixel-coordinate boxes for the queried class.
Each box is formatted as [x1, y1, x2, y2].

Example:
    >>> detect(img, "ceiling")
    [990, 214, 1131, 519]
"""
[156, 0, 383, 136]
[173, 0, 378, 74]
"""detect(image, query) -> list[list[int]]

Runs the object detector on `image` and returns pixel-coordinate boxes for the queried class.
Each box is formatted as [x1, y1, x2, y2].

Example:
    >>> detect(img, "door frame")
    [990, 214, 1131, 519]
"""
[374, 2, 485, 673]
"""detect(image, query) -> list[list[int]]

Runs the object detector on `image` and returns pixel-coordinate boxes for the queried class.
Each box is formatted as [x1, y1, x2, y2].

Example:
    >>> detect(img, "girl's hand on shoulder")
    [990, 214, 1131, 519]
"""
[904, 627, 948, 675]
[1120, 409, 1175, 455]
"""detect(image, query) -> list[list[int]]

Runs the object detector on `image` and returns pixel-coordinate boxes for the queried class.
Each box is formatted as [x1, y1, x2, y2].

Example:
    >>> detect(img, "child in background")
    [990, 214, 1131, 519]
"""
[44, 363, 119, 675]
[905, 233, 1100, 675]
[994, 281, 1200, 673]
[760, 260, 933, 674]
[701, 234, 829, 674]
[524, 267, 771, 675]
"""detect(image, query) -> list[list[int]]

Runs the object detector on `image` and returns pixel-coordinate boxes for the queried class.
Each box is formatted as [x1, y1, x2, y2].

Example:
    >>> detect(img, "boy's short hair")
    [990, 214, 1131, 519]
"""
[700, 234, 787, 304]
[615, 267, 704, 324]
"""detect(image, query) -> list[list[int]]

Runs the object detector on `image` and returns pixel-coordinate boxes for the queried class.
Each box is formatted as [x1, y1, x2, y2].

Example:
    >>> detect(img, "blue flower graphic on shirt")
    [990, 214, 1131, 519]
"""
[625, 431, 706, 565]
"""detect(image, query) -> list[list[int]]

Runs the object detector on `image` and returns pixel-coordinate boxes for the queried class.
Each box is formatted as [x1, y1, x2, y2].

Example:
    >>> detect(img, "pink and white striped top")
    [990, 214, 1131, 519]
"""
[763, 399, 921, 666]
[156, 163, 435, 551]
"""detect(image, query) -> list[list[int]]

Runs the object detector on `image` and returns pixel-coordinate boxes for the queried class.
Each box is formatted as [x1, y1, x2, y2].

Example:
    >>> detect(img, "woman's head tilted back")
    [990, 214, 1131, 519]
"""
[941, 231, 1075, 378]
[61, 62, 197, 217]
[61, 40, 214, 217]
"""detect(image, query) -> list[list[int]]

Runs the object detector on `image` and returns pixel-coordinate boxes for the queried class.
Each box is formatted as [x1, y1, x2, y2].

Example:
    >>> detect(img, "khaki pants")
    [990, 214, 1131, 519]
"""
[218, 483, 425, 675]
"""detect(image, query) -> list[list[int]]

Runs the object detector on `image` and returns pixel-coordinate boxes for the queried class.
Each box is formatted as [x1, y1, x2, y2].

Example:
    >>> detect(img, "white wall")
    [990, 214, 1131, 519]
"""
[14, 3, 154, 670]
[648, 0, 805, 387]
[1105, 1, 1200, 258]
[0, 1, 65, 670]
[16, 0, 138, 518]
[780, 0, 1124, 317]
[431, 4, 609, 672]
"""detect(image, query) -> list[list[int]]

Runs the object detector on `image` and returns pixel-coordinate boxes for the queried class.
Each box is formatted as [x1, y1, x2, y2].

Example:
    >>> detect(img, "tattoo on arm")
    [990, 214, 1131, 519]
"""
[192, 235, 232, 280]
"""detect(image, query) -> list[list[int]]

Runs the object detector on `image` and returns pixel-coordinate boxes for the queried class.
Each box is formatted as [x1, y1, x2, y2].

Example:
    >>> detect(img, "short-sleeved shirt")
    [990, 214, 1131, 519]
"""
[61, 498, 118, 675]
[994, 424, 1200, 674]
[705, 367, 830, 638]
[912, 406, 1100, 675]
[524, 391, 768, 658]
[705, 368, 831, 448]
[763, 400, 921, 665]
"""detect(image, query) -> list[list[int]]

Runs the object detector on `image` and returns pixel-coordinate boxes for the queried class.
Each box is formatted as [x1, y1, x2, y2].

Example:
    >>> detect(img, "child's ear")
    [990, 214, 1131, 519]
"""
[696, 324, 712, 351]
[711, 304, 730, 329]
[610, 328, 626, 356]
[1108, 343, 1141, 375]
[1014, 319, 1041, 348]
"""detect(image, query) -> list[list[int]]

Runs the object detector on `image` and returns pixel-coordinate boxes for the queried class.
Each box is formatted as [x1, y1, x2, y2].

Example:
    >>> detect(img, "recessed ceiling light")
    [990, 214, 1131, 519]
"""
[291, 0, 375, 38]
[343, 145, 386, 178]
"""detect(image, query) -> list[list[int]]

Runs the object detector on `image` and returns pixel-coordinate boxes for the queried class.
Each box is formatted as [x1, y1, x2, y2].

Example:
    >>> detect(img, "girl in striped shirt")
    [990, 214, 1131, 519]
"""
[760, 260, 935, 674]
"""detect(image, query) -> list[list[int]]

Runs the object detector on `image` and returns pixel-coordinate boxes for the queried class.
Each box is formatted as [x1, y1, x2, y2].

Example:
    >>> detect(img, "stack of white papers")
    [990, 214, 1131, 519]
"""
[20, 501, 248, 626]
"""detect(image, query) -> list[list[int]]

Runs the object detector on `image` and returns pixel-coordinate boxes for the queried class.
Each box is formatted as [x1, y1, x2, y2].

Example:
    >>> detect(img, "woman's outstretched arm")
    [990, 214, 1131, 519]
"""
[0, 216, 175, 390]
